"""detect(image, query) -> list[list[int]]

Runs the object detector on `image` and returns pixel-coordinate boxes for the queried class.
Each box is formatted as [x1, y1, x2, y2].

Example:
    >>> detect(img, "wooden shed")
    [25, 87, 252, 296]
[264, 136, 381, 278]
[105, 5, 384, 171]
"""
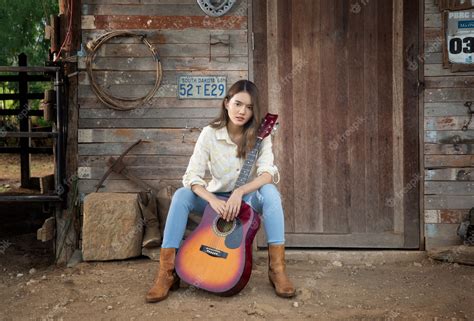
[62, 0, 473, 254]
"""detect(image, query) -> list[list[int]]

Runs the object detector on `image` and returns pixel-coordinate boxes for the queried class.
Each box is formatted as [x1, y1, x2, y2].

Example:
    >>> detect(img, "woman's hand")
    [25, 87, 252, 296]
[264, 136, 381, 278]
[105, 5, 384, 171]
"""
[223, 188, 244, 221]
[208, 197, 228, 217]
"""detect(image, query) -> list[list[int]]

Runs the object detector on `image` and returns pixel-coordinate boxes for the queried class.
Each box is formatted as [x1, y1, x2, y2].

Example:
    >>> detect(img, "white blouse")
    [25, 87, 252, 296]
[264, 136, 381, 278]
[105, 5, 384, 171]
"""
[182, 125, 279, 193]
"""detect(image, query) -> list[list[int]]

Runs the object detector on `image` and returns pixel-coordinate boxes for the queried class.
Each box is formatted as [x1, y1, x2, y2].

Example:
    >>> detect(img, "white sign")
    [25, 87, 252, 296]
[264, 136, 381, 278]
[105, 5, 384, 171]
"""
[178, 76, 227, 99]
[447, 10, 474, 64]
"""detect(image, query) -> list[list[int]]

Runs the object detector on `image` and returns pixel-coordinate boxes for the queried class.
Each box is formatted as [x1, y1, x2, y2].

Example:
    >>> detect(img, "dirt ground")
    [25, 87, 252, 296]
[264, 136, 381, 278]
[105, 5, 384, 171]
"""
[0, 154, 54, 193]
[0, 234, 473, 321]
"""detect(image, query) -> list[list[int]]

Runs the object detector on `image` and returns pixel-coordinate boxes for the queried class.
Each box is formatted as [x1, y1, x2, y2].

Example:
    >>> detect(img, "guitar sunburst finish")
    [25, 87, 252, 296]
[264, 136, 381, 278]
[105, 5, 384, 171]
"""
[176, 197, 260, 295]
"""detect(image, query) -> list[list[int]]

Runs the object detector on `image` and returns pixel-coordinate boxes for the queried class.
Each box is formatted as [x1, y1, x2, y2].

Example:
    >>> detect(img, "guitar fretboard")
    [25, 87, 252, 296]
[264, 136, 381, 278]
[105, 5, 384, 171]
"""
[234, 139, 263, 190]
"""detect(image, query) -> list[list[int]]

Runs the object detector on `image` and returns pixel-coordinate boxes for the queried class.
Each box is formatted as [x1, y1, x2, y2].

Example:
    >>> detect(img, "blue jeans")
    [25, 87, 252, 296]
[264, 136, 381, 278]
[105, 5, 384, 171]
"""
[161, 184, 285, 249]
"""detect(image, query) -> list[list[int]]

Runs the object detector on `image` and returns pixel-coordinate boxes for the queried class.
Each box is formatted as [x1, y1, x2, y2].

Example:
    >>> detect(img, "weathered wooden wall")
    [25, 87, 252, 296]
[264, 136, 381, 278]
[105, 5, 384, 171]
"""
[77, 0, 249, 193]
[424, 0, 474, 249]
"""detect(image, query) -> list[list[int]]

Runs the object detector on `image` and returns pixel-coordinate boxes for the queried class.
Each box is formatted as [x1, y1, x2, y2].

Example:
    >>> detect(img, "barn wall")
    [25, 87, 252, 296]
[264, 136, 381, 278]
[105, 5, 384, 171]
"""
[423, 0, 474, 249]
[75, 0, 473, 250]
[76, 0, 250, 194]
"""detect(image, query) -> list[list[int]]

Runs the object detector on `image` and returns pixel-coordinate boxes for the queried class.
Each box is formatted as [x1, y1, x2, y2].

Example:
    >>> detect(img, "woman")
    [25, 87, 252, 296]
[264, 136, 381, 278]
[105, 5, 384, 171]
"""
[146, 80, 295, 303]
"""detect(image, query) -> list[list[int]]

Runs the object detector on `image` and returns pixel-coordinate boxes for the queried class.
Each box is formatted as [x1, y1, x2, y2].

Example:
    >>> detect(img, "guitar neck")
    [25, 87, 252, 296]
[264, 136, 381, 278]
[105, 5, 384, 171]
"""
[234, 139, 263, 190]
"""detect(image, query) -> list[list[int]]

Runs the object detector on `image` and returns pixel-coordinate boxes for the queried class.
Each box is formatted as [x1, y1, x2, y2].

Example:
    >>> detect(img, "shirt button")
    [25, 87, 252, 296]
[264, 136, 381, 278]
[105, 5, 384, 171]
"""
[236, 168, 240, 171]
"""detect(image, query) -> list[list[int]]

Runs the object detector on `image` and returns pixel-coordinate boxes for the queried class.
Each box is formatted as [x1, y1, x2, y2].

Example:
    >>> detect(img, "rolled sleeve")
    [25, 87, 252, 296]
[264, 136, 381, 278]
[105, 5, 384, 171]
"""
[256, 135, 280, 184]
[182, 127, 210, 189]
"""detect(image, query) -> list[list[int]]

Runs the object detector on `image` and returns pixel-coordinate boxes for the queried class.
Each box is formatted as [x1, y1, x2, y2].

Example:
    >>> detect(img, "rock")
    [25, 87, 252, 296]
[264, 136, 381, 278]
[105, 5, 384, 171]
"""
[16, 273, 23, 278]
[82, 193, 143, 261]
[293, 302, 299, 308]
[29, 268, 36, 275]
[414, 262, 422, 267]
[107, 305, 113, 310]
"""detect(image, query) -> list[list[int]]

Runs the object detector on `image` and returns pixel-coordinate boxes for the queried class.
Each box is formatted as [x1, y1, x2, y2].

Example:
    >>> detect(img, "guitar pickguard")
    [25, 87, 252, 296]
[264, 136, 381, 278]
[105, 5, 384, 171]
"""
[224, 219, 243, 249]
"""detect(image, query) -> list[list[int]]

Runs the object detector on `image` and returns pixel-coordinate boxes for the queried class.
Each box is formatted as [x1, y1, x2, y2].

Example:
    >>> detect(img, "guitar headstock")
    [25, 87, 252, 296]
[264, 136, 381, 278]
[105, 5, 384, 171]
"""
[257, 113, 279, 140]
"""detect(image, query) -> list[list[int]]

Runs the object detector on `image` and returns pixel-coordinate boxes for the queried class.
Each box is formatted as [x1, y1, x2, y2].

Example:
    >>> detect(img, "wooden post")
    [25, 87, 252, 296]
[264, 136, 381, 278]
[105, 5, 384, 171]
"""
[18, 53, 30, 188]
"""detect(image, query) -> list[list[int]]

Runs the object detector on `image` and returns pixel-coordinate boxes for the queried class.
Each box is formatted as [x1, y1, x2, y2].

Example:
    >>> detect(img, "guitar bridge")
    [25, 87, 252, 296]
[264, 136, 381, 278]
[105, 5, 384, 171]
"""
[200, 245, 228, 259]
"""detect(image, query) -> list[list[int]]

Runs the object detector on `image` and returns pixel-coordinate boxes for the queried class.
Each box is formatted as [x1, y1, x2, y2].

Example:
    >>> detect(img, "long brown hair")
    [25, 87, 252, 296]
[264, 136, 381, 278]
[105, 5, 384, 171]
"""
[210, 80, 261, 159]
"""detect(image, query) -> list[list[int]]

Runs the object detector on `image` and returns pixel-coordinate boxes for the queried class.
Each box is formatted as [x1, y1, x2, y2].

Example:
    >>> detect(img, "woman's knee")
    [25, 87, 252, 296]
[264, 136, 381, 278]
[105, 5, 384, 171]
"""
[259, 184, 280, 199]
[171, 187, 196, 205]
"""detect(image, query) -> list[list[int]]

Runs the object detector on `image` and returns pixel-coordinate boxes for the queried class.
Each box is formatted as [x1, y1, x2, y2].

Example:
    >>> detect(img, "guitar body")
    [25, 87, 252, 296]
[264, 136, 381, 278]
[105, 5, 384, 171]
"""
[175, 196, 261, 296]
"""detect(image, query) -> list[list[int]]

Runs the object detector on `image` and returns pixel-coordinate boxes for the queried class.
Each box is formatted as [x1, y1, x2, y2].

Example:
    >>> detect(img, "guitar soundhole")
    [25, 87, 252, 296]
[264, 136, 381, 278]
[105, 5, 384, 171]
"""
[213, 217, 236, 236]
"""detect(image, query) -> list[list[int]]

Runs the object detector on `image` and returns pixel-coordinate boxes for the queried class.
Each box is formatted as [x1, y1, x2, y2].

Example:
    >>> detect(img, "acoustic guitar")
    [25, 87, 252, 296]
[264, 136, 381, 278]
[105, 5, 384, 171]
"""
[175, 113, 279, 296]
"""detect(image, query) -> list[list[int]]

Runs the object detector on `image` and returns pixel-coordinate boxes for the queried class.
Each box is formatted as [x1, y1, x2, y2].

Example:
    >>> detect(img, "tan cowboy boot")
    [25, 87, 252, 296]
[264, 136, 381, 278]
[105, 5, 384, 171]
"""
[268, 244, 296, 298]
[145, 248, 180, 303]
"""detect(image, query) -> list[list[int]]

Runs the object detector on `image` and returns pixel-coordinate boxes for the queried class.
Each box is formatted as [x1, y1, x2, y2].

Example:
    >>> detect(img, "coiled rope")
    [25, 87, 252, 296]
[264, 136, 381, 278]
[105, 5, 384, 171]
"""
[86, 31, 162, 111]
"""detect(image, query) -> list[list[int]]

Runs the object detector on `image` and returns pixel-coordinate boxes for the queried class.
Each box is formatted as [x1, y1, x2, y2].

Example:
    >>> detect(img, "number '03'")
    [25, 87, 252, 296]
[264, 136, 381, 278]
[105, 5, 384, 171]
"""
[449, 37, 474, 54]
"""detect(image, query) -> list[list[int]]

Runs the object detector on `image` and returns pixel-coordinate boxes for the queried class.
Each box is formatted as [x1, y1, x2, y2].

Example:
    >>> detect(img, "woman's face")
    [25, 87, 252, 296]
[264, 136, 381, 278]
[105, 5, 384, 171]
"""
[225, 91, 253, 128]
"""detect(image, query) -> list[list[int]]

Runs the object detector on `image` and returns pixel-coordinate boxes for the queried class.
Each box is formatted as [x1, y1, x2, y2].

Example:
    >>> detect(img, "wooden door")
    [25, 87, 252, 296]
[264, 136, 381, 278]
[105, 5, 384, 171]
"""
[253, 0, 420, 248]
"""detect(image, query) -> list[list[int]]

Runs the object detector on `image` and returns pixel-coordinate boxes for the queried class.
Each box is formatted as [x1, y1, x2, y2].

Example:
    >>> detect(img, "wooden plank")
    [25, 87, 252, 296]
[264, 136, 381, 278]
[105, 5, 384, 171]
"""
[377, 0, 395, 233]
[83, 29, 248, 45]
[423, 52, 443, 64]
[264, 0, 296, 236]
[79, 118, 211, 129]
[79, 166, 187, 180]
[425, 181, 474, 195]
[78, 142, 194, 156]
[425, 102, 473, 116]
[424, 130, 474, 143]
[403, 0, 421, 249]
[347, 0, 367, 234]
[79, 70, 247, 86]
[425, 76, 474, 88]
[425, 116, 474, 130]
[78, 56, 248, 71]
[424, 13, 441, 28]
[78, 83, 221, 98]
[425, 209, 470, 224]
[82, 15, 247, 30]
[283, 232, 406, 248]
[78, 155, 190, 168]
[90, 42, 248, 58]
[425, 143, 474, 154]
[424, 41, 443, 54]
[81, 3, 246, 16]
[363, 0, 380, 234]
[291, 0, 323, 233]
[425, 224, 462, 249]
[78, 96, 222, 109]
[425, 64, 474, 76]
[79, 178, 182, 194]
[78, 84, 175, 99]
[424, 28, 442, 41]
[425, 168, 474, 181]
[425, 88, 474, 102]
[424, 0, 439, 13]
[425, 155, 474, 167]
[79, 107, 219, 119]
[78, 128, 201, 143]
[425, 195, 474, 209]
[82, 0, 197, 4]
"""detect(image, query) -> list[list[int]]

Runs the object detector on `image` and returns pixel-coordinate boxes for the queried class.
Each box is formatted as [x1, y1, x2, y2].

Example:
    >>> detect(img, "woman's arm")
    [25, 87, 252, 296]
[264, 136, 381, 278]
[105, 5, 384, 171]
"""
[191, 184, 228, 217]
[223, 172, 272, 221]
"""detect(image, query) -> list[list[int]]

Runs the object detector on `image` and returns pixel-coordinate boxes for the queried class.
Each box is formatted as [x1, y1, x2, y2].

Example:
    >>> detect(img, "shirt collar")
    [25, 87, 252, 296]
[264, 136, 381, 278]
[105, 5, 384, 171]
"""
[215, 126, 235, 145]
